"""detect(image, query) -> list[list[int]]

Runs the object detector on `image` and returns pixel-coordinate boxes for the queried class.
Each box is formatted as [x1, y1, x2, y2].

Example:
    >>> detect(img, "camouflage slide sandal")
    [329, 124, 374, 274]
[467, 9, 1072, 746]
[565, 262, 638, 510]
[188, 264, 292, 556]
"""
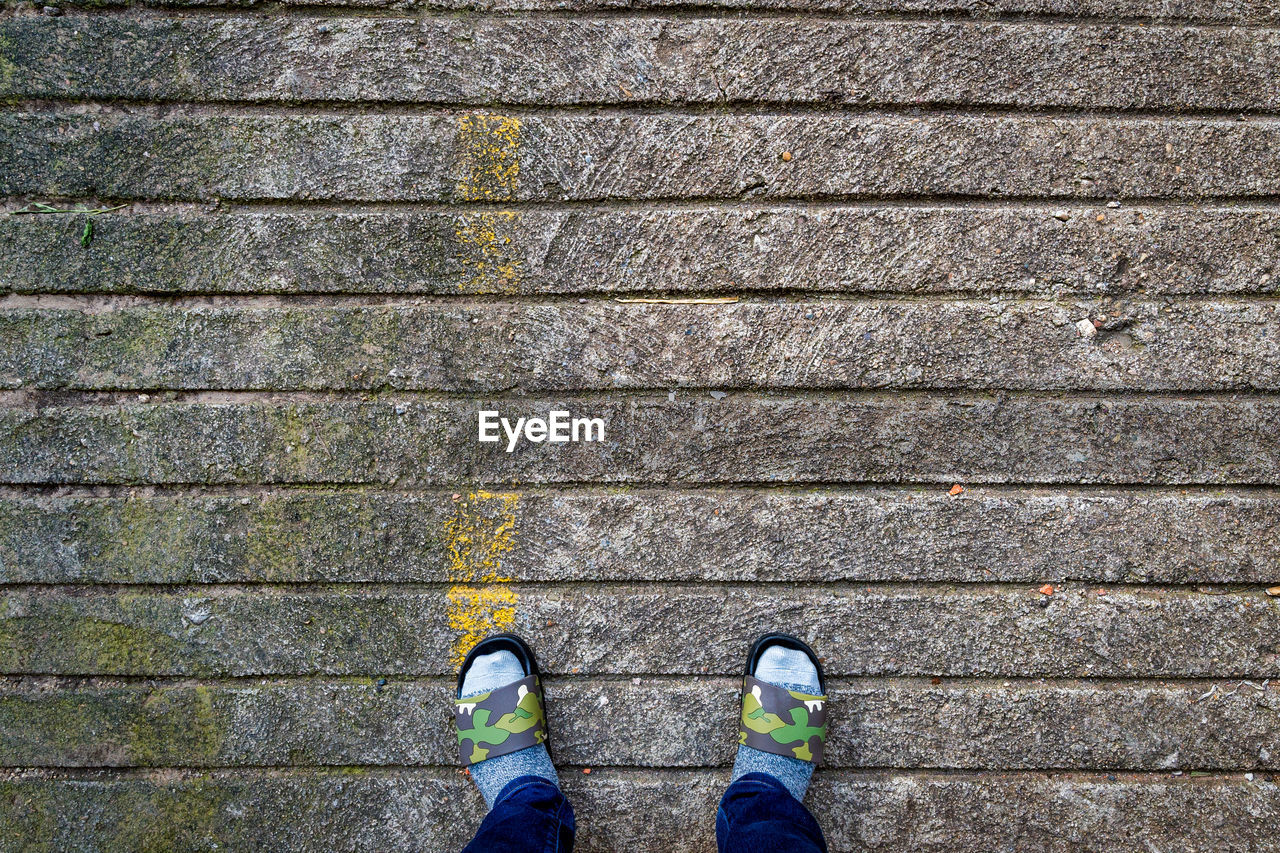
[454, 633, 550, 767]
[739, 633, 829, 765]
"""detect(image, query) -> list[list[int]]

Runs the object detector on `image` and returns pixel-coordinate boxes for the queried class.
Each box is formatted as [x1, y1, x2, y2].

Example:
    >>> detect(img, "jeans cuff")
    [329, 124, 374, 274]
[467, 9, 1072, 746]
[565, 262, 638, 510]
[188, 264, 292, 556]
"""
[492, 774, 559, 808]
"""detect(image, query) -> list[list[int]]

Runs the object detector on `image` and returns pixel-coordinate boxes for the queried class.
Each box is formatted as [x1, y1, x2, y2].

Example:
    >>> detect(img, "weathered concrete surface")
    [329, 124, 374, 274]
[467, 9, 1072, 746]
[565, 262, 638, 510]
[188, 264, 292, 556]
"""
[8, 17, 1280, 111]
[4, 0, 1280, 847]
[5, 300, 1280, 392]
[6, 396, 1280, 485]
[1, 769, 1275, 852]
[7, 112, 1280, 201]
[6, 489, 1280, 584]
[2, 585, 1276, 677]
[3, 676, 1275, 770]
[26, 0, 1280, 20]
[5, 207, 1280, 297]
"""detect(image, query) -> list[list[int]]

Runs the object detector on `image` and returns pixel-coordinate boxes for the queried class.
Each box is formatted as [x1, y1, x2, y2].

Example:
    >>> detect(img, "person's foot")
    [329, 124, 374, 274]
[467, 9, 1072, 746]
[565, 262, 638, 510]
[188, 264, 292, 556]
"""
[457, 641, 559, 809]
[731, 639, 824, 802]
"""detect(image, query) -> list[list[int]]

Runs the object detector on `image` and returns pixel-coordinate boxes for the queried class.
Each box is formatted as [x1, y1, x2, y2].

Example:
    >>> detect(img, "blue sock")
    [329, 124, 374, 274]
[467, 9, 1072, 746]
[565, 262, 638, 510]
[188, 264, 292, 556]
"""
[460, 650, 559, 810]
[731, 644, 821, 802]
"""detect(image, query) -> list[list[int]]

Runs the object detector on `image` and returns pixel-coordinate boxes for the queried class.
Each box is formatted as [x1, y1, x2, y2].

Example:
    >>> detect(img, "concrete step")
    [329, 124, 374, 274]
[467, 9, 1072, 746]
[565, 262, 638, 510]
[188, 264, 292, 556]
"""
[7, 299, 1280, 392]
[6, 395, 1280, 485]
[18, 0, 1280, 21]
[2, 768, 1274, 851]
[3, 675, 1275, 770]
[3, 584, 1275, 678]
[6, 206, 1277, 297]
[7, 17, 1280, 110]
[6, 488, 1278, 585]
[7, 112, 1280, 202]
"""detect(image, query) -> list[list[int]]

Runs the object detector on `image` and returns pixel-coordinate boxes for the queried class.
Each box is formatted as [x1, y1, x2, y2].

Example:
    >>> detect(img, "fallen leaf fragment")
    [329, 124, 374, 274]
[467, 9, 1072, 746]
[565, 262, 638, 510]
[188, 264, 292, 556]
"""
[582, 768, 592, 774]
[948, 484, 964, 496]
[1267, 586, 1280, 596]
[1039, 584, 1055, 596]
[615, 297, 739, 304]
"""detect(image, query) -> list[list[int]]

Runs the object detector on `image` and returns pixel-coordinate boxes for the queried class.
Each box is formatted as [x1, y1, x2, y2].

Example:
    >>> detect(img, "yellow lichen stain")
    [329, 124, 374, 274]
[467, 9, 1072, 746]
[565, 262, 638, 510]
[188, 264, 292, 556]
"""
[0, 36, 18, 98]
[455, 115, 522, 202]
[454, 211, 522, 294]
[453, 115, 523, 294]
[446, 585, 519, 669]
[444, 491, 521, 667]
[444, 490, 519, 583]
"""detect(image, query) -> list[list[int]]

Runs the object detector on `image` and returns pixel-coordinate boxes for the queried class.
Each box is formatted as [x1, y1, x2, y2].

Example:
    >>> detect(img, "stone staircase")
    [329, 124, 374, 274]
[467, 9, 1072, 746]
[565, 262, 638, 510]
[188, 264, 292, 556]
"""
[1, 1, 1279, 849]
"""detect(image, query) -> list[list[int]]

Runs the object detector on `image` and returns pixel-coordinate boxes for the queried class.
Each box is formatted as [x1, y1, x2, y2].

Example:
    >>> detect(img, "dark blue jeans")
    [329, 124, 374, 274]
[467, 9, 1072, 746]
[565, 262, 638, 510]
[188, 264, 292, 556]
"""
[716, 772, 827, 853]
[460, 772, 825, 853]
[461, 777, 576, 853]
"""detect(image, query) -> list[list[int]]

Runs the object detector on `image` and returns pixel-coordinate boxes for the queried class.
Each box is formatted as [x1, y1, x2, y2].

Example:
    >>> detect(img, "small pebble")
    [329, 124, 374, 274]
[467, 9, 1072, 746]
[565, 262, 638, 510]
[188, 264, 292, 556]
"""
[1052, 210, 1070, 222]
[1107, 201, 1121, 208]
[184, 609, 212, 626]
[1076, 318, 1097, 338]
[42, 5, 61, 14]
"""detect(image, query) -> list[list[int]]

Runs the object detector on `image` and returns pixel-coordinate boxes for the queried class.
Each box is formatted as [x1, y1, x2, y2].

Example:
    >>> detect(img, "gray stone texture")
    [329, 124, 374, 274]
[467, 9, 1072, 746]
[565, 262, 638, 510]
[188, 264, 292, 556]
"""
[6, 112, 1280, 201]
[4, 207, 1279, 296]
[6, 17, 1280, 110]
[1, 770, 1276, 852]
[5, 489, 1280, 584]
[6, 396, 1280, 485]
[23, 0, 1280, 19]
[2, 585, 1276, 677]
[6, 300, 1280, 391]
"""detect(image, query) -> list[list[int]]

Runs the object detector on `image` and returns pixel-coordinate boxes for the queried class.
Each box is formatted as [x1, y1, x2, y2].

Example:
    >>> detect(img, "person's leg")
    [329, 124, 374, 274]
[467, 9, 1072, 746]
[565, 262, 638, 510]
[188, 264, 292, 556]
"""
[459, 648, 559, 809]
[718, 635, 829, 853]
[730, 643, 823, 801]
[716, 772, 825, 853]
[455, 635, 575, 853]
[462, 775, 576, 853]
